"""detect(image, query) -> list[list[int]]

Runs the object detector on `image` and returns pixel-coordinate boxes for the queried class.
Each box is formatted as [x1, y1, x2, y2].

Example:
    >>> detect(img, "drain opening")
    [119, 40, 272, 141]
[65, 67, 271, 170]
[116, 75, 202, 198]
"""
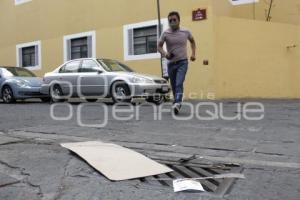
[138, 159, 243, 196]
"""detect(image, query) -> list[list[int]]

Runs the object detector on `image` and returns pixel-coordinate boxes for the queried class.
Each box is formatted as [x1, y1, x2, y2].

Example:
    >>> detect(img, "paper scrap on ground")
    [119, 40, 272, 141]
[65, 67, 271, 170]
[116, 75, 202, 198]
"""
[173, 179, 205, 192]
[61, 141, 173, 181]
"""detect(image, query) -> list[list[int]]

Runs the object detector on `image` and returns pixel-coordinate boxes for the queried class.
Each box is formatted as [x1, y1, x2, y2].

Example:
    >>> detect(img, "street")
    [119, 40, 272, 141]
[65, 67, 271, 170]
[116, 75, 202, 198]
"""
[0, 100, 299, 200]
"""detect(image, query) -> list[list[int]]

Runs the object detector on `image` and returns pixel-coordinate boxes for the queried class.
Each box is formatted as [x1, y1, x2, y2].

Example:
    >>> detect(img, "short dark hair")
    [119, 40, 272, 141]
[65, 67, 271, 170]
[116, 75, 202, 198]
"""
[168, 11, 180, 21]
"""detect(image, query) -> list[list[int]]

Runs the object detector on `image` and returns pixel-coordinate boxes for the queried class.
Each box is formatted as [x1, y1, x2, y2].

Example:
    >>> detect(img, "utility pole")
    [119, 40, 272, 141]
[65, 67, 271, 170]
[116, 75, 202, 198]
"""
[156, 0, 164, 78]
[156, 0, 168, 80]
[252, 0, 256, 20]
[157, 0, 162, 37]
[266, 0, 274, 21]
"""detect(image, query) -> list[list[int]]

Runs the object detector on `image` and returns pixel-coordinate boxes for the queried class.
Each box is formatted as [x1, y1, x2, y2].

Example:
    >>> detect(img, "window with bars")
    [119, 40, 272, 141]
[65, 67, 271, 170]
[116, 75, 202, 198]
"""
[16, 41, 40, 70]
[64, 31, 95, 62]
[21, 46, 36, 67]
[71, 37, 88, 59]
[133, 26, 158, 55]
[123, 19, 167, 61]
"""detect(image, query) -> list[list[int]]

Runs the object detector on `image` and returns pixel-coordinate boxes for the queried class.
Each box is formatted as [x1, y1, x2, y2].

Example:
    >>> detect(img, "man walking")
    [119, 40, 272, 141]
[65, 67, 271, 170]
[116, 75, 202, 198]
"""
[158, 11, 196, 115]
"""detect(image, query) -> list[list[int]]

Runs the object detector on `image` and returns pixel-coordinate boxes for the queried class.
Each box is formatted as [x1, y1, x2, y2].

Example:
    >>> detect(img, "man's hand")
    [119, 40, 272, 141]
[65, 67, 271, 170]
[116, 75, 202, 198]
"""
[165, 52, 172, 60]
[190, 55, 196, 62]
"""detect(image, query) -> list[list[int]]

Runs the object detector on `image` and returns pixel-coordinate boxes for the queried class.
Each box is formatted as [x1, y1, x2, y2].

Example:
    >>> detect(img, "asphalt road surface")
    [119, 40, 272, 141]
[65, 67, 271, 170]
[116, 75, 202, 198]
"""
[0, 99, 299, 200]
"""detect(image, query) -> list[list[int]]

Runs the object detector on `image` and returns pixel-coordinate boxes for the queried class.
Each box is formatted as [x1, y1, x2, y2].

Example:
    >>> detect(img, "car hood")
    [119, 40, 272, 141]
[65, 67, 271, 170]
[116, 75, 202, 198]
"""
[7, 77, 43, 87]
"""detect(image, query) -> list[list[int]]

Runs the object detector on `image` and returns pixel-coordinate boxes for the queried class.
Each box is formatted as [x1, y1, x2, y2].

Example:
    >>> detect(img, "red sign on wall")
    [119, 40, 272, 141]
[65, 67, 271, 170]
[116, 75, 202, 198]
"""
[192, 9, 207, 21]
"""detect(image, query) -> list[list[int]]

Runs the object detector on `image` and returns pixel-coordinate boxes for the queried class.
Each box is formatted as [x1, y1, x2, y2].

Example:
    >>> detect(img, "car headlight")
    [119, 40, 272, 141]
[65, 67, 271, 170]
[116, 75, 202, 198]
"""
[130, 77, 153, 84]
[15, 80, 31, 88]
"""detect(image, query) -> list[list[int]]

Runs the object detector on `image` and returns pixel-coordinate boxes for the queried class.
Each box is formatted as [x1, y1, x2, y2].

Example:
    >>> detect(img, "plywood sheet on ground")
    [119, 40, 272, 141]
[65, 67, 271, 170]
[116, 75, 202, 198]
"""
[61, 141, 173, 181]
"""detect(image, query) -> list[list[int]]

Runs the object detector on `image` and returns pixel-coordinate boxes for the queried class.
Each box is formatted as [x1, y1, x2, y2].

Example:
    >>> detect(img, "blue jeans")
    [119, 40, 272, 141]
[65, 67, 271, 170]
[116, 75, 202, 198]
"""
[168, 59, 188, 103]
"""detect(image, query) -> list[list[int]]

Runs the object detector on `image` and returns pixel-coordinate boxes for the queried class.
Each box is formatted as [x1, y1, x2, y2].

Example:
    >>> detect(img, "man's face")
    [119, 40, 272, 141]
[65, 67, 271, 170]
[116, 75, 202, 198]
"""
[168, 15, 180, 30]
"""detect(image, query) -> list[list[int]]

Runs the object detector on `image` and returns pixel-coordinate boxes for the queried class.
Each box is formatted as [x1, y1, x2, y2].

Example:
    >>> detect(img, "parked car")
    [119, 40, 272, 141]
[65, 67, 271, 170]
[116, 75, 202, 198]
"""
[0, 67, 50, 103]
[41, 58, 170, 104]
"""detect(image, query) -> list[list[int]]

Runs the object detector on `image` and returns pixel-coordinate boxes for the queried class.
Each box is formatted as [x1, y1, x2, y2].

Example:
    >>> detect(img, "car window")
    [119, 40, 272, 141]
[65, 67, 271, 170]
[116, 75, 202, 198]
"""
[1, 69, 13, 77]
[79, 60, 101, 73]
[3, 67, 36, 77]
[98, 59, 134, 72]
[59, 61, 81, 73]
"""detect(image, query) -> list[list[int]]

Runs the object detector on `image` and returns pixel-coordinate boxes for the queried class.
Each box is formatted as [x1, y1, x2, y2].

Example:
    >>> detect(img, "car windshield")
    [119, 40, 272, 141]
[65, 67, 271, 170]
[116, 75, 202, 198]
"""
[3, 67, 36, 77]
[98, 59, 134, 72]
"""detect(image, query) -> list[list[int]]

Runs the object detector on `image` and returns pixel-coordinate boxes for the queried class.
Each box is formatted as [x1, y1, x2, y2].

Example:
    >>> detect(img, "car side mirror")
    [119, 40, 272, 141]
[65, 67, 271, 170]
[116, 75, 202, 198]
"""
[97, 70, 103, 74]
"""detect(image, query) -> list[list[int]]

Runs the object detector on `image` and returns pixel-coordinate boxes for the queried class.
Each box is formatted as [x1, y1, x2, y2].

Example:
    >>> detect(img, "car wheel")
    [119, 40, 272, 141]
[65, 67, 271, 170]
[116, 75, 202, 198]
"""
[2, 86, 16, 104]
[111, 81, 132, 104]
[40, 97, 51, 103]
[50, 85, 66, 103]
[146, 95, 165, 105]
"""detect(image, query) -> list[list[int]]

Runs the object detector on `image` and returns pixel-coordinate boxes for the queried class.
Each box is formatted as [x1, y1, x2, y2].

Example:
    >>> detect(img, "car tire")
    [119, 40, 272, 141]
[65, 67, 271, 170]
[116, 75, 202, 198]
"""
[2, 86, 16, 104]
[41, 97, 51, 103]
[111, 81, 132, 104]
[50, 85, 66, 103]
[146, 95, 165, 105]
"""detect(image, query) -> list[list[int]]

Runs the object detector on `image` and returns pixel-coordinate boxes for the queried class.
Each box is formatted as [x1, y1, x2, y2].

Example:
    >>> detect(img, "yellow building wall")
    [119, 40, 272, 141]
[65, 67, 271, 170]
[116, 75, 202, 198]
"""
[290, 25, 300, 97]
[230, 0, 300, 25]
[0, 0, 217, 99]
[215, 16, 300, 98]
[0, 0, 299, 99]
[212, 0, 233, 17]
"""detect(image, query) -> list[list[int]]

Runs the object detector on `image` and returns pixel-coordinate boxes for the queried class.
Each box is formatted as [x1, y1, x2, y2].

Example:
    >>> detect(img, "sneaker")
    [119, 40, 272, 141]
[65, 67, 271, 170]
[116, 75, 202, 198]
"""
[172, 103, 181, 115]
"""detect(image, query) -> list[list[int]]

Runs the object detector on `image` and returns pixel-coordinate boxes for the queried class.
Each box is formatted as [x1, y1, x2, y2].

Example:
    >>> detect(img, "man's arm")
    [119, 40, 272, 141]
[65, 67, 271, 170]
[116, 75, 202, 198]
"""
[158, 40, 167, 58]
[158, 33, 172, 59]
[188, 35, 196, 61]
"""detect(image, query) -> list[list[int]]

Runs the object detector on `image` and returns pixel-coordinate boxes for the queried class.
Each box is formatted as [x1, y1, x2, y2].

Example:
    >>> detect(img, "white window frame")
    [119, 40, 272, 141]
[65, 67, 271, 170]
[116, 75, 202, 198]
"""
[123, 19, 168, 61]
[16, 40, 41, 71]
[14, 0, 32, 6]
[63, 31, 96, 62]
[228, 0, 259, 6]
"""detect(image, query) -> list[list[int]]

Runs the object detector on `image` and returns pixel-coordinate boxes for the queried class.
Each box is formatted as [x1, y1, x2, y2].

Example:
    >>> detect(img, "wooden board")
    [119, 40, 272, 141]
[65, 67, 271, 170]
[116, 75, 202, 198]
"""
[61, 141, 173, 181]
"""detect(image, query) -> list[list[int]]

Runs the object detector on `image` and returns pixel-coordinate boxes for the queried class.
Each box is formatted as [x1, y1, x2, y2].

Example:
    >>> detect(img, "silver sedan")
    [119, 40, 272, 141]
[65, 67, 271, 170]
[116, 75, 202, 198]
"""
[41, 58, 170, 104]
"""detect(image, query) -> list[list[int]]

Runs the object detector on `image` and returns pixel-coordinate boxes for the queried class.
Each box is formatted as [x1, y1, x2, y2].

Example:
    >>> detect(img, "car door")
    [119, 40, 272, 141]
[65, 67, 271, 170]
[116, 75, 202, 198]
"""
[78, 59, 107, 97]
[58, 60, 81, 96]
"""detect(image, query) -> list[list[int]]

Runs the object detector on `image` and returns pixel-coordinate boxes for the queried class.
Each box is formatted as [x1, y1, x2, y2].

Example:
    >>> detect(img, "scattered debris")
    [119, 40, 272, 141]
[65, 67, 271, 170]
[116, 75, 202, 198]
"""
[173, 179, 205, 192]
[178, 154, 197, 163]
[61, 141, 173, 181]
